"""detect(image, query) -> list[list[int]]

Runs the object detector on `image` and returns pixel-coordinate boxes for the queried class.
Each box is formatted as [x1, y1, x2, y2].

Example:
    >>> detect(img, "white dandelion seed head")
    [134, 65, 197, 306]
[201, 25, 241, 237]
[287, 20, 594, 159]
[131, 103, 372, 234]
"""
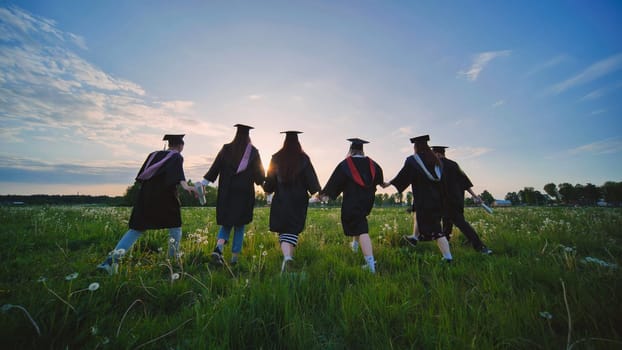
[539, 311, 553, 320]
[171, 273, 180, 280]
[37, 276, 47, 283]
[169, 238, 176, 244]
[65, 272, 79, 281]
[262, 251, 267, 256]
[88, 282, 100, 291]
[158, 247, 163, 252]
[259, 244, 264, 249]
[91, 326, 98, 335]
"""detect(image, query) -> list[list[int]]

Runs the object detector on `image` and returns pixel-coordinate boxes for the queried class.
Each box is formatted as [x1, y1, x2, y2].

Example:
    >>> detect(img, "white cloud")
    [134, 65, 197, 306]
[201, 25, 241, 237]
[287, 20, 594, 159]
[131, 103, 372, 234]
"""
[526, 54, 568, 76]
[569, 137, 622, 155]
[458, 50, 511, 81]
[549, 53, 622, 94]
[580, 81, 622, 101]
[447, 147, 493, 159]
[492, 100, 505, 108]
[590, 109, 607, 116]
[0, 4, 230, 157]
[391, 126, 412, 137]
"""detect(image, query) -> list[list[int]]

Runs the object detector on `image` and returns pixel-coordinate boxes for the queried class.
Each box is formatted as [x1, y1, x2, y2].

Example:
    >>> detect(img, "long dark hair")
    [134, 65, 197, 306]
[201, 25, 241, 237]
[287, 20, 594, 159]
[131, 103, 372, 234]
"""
[274, 136, 305, 182]
[229, 129, 250, 165]
[415, 142, 442, 176]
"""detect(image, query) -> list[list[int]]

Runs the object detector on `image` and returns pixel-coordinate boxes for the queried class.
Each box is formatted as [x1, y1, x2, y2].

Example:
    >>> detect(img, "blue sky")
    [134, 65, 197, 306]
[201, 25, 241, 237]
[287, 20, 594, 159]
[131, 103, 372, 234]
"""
[1, 0, 621, 198]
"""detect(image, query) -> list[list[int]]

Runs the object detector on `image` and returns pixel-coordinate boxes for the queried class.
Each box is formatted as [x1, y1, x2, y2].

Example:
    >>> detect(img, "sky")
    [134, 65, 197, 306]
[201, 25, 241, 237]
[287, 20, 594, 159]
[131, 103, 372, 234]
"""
[1, 0, 621, 199]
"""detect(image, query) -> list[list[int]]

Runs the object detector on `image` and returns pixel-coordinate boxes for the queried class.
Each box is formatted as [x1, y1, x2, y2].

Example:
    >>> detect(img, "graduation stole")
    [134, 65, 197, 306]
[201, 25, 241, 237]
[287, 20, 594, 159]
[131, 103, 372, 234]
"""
[413, 153, 441, 182]
[345, 156, 376, 187]
[137, 150, 178, 181]
[236, 142, 253, 174]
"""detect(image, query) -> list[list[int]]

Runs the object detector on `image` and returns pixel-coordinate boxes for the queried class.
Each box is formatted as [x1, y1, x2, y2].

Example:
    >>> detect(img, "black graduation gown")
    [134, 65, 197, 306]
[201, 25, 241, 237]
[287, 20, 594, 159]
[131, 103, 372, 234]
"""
[129, 151, 186, 230]
[204, 143, 265, 226]
[440, 157, 473, 215]
[322, 156, 384, 236]
[390, 155, 444, 239]
[264, 153, 321, 234]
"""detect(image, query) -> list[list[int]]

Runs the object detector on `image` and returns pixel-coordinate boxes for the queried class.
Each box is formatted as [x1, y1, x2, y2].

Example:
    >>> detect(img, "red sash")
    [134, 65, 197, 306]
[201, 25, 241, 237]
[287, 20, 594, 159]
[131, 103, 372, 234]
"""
[345, 157, 376, 187]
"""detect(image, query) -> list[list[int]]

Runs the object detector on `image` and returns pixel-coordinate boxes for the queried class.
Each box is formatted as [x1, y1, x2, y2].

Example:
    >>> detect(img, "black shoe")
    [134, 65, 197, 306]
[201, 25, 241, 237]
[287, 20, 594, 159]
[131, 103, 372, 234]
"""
[480, 246, 493, 255]
[210, 247, 224, 266]
[402, 235, 418, 247]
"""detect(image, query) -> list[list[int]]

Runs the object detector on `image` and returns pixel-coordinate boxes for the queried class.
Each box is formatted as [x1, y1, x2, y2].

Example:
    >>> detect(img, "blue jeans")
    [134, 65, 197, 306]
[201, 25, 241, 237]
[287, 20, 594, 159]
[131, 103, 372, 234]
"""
[104, 227, 182, 264]
[217, 225, 245, 253]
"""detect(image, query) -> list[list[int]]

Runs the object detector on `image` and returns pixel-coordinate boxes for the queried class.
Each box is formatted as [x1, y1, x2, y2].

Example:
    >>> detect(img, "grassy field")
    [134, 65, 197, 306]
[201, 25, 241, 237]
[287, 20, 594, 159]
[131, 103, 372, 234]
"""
[1, 205, 621, 349]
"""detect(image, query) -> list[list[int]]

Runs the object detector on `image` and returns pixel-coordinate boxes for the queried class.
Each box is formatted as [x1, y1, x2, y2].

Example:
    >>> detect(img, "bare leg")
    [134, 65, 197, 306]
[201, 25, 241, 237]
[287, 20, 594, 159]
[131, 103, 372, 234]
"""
[358, 234, 376, 273]
[436, 236, 452, 261]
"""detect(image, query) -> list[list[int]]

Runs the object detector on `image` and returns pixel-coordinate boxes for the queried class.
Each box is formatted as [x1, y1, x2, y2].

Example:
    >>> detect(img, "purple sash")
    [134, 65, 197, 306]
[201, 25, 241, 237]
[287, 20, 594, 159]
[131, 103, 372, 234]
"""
[236, 143, 252, 174]
[137, 150, 177, 181]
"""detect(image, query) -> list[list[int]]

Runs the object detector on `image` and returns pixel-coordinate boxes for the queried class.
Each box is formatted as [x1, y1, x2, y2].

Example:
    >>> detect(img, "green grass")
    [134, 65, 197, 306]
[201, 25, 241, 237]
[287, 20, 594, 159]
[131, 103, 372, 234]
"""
[1, 206, 621, 349]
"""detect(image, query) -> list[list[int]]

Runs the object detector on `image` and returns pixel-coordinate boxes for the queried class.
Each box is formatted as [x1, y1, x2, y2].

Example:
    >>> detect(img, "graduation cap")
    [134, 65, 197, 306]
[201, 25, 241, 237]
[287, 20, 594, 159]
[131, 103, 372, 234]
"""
[409, 135, 430, 144]
[281, 130, 302, 142]
[163, 134, 185, 146]
[347, 138, 369, 151]
[431, 146, 448, 155]
[234, 124, 254, 135]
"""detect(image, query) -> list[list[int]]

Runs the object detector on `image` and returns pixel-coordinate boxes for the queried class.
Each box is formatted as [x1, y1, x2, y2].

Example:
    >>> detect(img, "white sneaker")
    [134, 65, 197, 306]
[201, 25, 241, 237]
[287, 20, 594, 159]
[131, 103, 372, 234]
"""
[361, 263, 376, 274]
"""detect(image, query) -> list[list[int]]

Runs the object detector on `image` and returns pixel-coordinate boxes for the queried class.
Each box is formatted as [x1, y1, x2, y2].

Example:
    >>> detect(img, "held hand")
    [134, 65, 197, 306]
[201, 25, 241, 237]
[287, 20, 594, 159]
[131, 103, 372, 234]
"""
[381, 182, 391, 189]
[473, 196, 482, 204]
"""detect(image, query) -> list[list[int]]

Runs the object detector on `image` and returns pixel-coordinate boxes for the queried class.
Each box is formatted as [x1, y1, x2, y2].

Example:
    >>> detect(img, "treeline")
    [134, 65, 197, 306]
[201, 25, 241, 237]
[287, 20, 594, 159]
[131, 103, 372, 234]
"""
[0, 194, 123, 206]
[504, 181, 622, 206]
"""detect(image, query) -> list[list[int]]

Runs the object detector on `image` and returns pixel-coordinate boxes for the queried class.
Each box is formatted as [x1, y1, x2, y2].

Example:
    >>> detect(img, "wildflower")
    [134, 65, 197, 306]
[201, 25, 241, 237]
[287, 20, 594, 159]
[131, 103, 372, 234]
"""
[91, 326, 98, 335]
[88, 282, 100, 291]
[158, 247, 163, 252]
[262, 251, 267, 257]
[171, 273, 180, 280]
[539, 311, 553, 320]
[37, 276, 47, 283]
[169, 238, 176, 244]
[65, 272, 79, 281]
[259, 244, 264, 249]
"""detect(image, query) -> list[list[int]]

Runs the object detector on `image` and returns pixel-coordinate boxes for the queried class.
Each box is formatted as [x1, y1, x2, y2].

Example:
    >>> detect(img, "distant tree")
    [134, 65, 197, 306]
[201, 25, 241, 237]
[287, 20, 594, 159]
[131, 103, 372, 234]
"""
[505, 192, 520, 205]
[581, 183, 600, 205]
[602, 181, 622, 205]
[558, 183, 577, 204]
[543, 183, 559, 202]
[375, 194, 384, 207]
[394, 192, 403, 205]
[405, 191, 413, 207]
[479, 190, 495, 206]
[464, 197, 475, 206]
[519, 187, 532, 205]
[534, 190, 548, 206]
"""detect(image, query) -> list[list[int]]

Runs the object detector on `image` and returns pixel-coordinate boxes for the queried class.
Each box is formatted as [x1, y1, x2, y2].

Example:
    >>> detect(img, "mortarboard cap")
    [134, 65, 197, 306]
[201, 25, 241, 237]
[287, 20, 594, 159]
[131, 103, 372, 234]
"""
[281, 130, 302, 141]
[163, 134, 185, 145]
[432, 146, 448, 152]
[409, 135, 430, 144]
[347, 137, 369, 151]
[234, 124, 254, 137]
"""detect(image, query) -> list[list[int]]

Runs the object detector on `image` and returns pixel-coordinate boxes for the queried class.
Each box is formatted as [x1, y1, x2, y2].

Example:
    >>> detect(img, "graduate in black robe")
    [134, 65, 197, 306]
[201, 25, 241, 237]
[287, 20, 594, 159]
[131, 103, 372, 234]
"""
[200, 124, 265, 265]
[432, 146, 492, 255]
[98, 134, 197, 275]
[263, 131, 321, 273]
[388, 135, 454, 262]
[321, 138, 384, 273]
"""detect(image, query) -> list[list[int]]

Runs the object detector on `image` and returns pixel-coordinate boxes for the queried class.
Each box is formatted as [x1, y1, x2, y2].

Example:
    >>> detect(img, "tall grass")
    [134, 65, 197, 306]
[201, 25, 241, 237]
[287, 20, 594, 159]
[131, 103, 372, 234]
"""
[1, 206, 620, 349]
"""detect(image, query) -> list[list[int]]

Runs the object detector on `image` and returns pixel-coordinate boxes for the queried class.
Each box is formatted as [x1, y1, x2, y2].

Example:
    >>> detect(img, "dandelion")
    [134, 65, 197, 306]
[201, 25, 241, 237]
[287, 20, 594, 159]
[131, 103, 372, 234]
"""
[158, 247, 163, 253]
[262, 251, 267, 257]
[37, 276, 46, 283]
[171, 273, 180, 280]
[169, 238, 176, 244]
[88, 282, 100, 291]
[65, 272, 79, 281]
[91, 326, 98, 335]
[259, 244, 264, 249]
[539, 311, 553, 320]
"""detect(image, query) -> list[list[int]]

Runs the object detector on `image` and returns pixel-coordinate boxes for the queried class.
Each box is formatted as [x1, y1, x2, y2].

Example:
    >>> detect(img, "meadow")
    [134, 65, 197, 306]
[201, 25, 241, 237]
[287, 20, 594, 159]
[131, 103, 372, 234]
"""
[1, 205, 621, 349]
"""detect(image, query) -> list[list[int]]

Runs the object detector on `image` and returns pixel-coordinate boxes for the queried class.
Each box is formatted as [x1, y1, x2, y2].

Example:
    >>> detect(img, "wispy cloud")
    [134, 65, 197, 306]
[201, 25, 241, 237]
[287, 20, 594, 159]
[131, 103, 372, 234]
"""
[458, 50, 511, 81]
[447, 147, 493, 159]
[580, 81, 622, 101]
[590, 109, 607, 116]
[549, 53, 622, 94]
[569, 137, 622, 155]
[526, 54, 568, 76]
[492, 100, 505, 108]
[0, 5, 229, 156]
[391, 126, 412, 137]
